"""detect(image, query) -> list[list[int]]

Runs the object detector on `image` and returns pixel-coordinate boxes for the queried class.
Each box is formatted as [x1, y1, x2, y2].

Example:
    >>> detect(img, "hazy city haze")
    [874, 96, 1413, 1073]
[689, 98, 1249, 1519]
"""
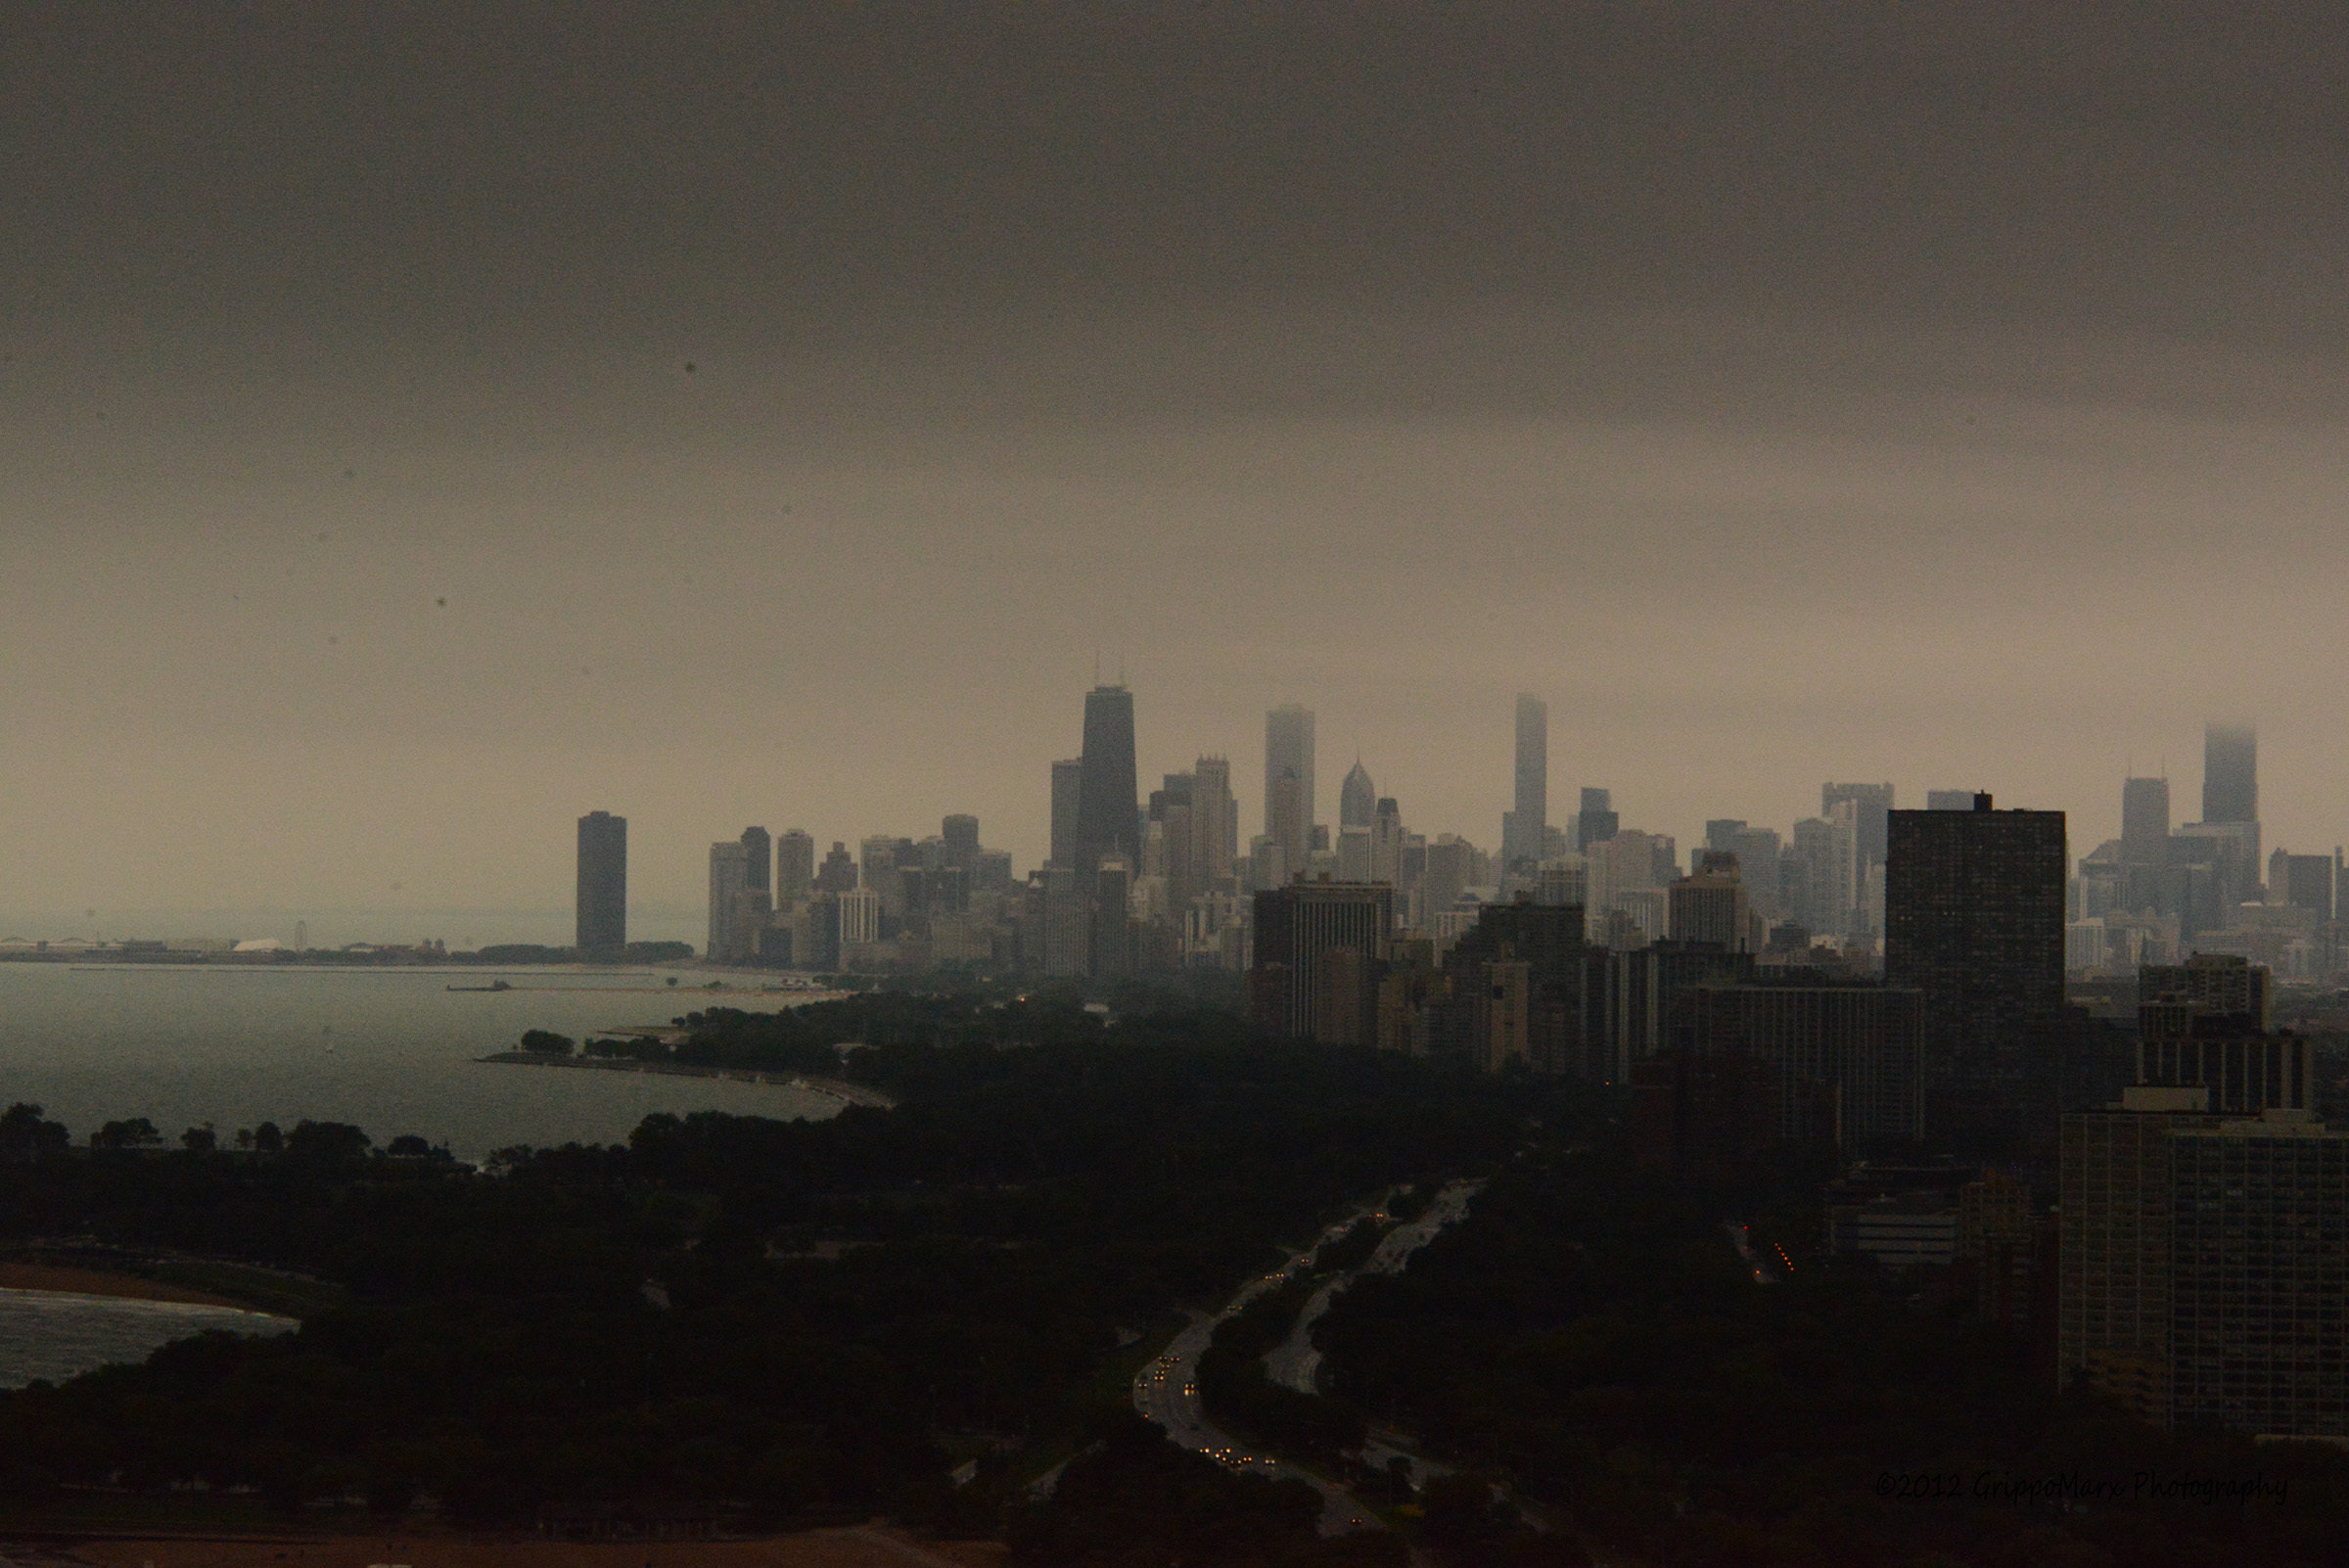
[6, 4, 2348, 937]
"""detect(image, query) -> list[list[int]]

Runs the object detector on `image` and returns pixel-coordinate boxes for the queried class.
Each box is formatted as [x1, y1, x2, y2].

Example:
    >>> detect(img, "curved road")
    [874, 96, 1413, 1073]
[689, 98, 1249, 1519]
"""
[1131, 1179, 1484, 1538]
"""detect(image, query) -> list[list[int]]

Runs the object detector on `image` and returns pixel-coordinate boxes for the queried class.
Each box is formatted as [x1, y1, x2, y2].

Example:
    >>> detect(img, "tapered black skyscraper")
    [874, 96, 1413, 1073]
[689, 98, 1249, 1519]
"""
[1075, 684, 1138, 880]
[576, 810, 627, 951]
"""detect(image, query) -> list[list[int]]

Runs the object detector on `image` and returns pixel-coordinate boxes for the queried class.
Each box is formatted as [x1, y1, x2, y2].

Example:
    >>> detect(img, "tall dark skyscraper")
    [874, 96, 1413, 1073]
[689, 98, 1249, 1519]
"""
[2121, 776, 2171, 862]
[942, 813, 980, 871]
[1250, 879, 1393, 1047]
[1576, 787, 1618, 851]
[1339, 760, 1376, 830]
[776, 829, 814, 906]
[2202, 722, 2257, 825]
[1503, 693, 1547, 872]
[739, 826, 770, 896]
[1074, 684, 1138, 879]
[1885, 795, 2067, 1150]
[575, 810, 627, 951]
[1049, 759, 1083, 870]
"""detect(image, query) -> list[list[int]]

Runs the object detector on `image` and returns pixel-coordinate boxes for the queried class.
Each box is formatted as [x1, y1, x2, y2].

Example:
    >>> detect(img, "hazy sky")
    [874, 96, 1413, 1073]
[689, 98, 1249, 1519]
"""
[5, 5, 2348, 937]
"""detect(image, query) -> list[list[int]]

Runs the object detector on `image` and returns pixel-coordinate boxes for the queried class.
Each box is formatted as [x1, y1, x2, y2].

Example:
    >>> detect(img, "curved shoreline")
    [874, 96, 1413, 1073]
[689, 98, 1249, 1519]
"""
[0, 1263, 253, 1310]
[476, 1051, 897, 1110]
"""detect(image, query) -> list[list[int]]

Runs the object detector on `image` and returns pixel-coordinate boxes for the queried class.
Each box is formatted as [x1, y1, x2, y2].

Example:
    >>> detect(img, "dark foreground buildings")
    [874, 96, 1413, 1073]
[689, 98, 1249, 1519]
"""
[1884, 794, 2066, 1151]
[576, 810, 627, 951]
[1251, 880, 1394, 1046]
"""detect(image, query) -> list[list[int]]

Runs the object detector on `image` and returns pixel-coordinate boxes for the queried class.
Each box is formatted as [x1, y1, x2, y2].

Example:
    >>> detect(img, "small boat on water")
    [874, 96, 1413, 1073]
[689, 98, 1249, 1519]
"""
[447, 979, 514, 992]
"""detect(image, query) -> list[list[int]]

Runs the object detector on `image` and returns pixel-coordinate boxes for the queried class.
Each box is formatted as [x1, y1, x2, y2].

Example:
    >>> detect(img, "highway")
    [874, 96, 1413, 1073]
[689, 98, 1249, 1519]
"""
[1131, 1179, 1485, 1538]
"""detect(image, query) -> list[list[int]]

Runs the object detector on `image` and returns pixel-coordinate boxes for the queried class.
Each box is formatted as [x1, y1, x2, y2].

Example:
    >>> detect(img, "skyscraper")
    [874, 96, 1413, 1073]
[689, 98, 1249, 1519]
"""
[1575, 787, 1618, 851]
[1250, 879, 1394, 1046]
[1075, 685, 1138, 880]
[1884, 795, 2067, 1149]
[776, 830, 814, 906]
[2121, 776, 2171, 862]
[1339, 761, 1376, 830]
[2202, 721, 2257, 825]
[739, 826, 771, 896]
[1191, 756, 1238, 887]
[575, 810, 627, 951]
[814, 841, 858, 894]
[1822, 782, 1894, 870]
[1503, 693, 1547, 872]
[707, 840, 751, 962]
[1265, 704, 1315, 863]
[1049, 759, 1084, 870]
[1267, 769, 1307, 884]
[942, 813, 980, 871]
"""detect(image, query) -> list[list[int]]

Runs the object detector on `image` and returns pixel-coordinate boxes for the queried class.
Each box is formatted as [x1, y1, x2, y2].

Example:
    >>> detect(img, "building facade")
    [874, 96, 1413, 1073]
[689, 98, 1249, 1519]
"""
[576, 810, 627, 951]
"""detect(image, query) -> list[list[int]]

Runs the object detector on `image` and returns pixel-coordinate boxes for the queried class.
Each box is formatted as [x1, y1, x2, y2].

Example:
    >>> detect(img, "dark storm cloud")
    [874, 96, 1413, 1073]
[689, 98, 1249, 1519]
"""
[3, 4, 2347, 928]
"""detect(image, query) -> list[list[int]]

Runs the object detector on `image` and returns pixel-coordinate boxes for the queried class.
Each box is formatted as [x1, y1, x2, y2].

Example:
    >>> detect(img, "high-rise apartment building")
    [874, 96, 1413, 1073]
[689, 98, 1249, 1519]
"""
[1503, 694, 1547, 873]
[2202, 721, 2257, 826]
[575, 810, 627, 951]
[1669, 852, 1750, 948]
[1884, 795, 2067, 1149]
[775, 830, 814, 906]
[739, 826, 771, 896]
[1682, 981, 1926, 1148]
[1049, 759, 1084, 870]
[1250, 880, 1393, 1047]
[1076, 686, 1138, 880]
[2062, 1086, 2349, 1439]
[1265, 704, 1315, 865]
[708, 840, 751, 962]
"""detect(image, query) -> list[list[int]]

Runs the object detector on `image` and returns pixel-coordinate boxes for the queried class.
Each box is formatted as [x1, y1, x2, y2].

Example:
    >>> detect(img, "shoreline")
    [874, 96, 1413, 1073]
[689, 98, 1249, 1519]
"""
[0, 1263, 257, 1311]
[477, 1051, 897, 1110]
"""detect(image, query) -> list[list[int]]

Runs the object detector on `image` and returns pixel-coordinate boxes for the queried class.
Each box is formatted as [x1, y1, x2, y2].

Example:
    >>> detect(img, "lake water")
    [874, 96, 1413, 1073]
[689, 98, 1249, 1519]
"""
[0, 963, 842, 1162]
[0, 1288, 299, 1390]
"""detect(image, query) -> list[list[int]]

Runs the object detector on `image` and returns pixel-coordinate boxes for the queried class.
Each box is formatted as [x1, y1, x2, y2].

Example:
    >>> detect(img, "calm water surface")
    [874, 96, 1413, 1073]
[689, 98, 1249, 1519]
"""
[0, 1289, 298, 1389]
[0, 964, 841, 1161]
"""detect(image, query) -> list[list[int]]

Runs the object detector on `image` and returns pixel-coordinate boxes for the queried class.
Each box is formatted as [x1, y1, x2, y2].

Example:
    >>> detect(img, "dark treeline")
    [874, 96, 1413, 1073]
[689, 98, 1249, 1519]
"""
[1313, 1138, 2349, 1567]
[0, 993, 1537, 1534]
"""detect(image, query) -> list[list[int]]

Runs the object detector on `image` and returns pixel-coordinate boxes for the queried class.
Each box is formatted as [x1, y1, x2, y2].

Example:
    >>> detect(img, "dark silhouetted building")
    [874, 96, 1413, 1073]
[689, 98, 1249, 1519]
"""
[708, 840, 751, 963]
[1442, 899, 1587, 1075]
[1683, 981, 1926, 1148]
[1502, 693, 1547, 874]
[1252, 880, 1392, 1047]
[2121, 776, 2171, 863]
[943, 813, 980, 872]
[776, 829, 814, 906]
[1075, 686, 1138, 880]
[1885, 794, 2067, 1150]
[814, 840, 858, 894]
[1670, 851, 1750, 948]
[2202, 721, 2257, 827]
[1049, 758, 1083, 870]
[1576, 787, 1618, 851]
[739, 826, 770, 896]
[2277, 852, 2333, 922]
[575, 810, 627, 951]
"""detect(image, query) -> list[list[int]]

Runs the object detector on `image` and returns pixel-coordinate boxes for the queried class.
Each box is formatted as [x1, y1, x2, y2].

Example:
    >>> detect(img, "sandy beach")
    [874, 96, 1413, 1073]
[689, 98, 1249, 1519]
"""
[0, 1264, 249, 1310]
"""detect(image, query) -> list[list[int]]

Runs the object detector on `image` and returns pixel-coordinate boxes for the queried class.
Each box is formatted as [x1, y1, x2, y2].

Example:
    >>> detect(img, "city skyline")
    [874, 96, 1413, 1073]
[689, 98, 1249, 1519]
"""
[12, 11, 2349, 930]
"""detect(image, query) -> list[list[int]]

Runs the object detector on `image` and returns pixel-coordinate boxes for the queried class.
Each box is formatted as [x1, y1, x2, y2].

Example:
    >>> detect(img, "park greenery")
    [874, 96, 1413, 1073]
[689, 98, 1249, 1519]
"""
[0, 991, 1534, 1541]
[1311, 1135, 2349, 1567]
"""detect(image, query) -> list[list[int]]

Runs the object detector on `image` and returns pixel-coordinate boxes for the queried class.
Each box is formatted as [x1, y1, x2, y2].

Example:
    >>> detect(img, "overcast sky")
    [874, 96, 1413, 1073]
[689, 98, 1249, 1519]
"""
[5, 4, 2347, 938]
